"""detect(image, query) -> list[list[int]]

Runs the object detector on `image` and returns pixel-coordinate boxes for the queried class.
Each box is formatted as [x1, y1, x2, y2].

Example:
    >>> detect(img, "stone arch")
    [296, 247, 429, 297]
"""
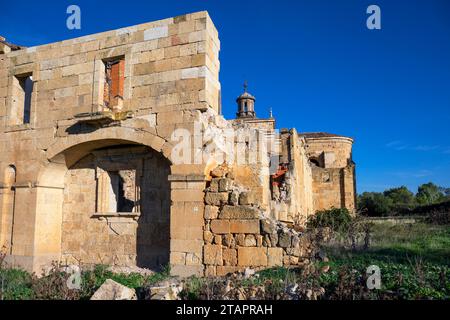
[33, 127, 176, 273]
[45, 126, 174, 169]
[4, 165, 17, 185]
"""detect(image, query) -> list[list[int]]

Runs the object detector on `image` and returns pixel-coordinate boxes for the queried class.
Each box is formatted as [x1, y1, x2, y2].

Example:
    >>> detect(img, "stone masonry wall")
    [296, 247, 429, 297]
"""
[305, 136, 356, 213]
[203, 165, 314, 276]
[0, 11, 221, 274]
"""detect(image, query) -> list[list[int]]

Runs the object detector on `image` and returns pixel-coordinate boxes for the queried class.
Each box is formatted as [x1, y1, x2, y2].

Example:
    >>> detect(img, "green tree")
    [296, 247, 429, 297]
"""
[416, 183, 445, 205]
[383, 186, 416, 213]
[358, 192, 393, 216]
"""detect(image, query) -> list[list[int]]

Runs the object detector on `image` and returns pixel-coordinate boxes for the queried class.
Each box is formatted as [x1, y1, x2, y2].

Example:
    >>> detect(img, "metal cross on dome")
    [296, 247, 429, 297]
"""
[243, 80, 248, 93]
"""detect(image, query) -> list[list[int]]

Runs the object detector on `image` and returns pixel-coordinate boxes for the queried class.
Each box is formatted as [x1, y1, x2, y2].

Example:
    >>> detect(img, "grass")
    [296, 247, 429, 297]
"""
[0, 269, 34, 300]
[180, 221, 450, 300]
[319, 221, 450, 299]
[1, 221, 449, 300]
[0, 264, 171, 300]
[326, 222, 450, 265]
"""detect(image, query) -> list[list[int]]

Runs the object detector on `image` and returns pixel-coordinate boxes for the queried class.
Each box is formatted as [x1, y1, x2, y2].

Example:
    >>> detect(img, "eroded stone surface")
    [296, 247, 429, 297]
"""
[91, 279, 137, 300]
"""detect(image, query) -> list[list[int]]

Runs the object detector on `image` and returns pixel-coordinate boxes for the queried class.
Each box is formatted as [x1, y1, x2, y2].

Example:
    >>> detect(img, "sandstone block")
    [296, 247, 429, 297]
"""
[205, 192, 228, 206]
[229, 219, 260, 234]
[256, 235, 263, 247]
[171, 265, 204, 277]
[238, 247, 267, 267]
[222, 248, 237, 266]
[204, 245, 222, 266]
[244, 235, 257, 247]
[268, 248, 283, 267]
[214, 235, 222, 245]
[219, 206, 259, 220]
[170, 164, 205, 176]
[171, 189, 204, 202]
[144, 26, 169, 41]
[223, 234, 235, 248]
[204, 205, 219, 220]
[288, 255, 299, 265]
[170, 252, 186, 265]
[185, 252, 202, 266]
[239, 192, 255, 205]
[203, 231, 213, 244]
[218, 178, 233, 192]
[91, 279, 137, 300]
[205, 266, 216, 277]
[235, 234, 245, 246]
[210, 220, 230, 234]
[158, 111, 184, 125]
[208, 179, 219, 192]
[170, 239, 203, 254]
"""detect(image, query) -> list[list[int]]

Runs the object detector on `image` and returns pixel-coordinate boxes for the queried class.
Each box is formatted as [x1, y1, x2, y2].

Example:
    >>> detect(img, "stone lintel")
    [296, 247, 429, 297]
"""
[5, 182, 65, 190]
[168, 174, 206, 182]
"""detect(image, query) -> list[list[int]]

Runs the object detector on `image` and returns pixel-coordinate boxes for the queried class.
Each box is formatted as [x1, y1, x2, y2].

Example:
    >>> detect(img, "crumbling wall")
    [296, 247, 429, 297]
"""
[203, 165, 314, 276]
[286, 131, 314, 224]
[0, 11, 222, 274]
[268, 130, 314, 226]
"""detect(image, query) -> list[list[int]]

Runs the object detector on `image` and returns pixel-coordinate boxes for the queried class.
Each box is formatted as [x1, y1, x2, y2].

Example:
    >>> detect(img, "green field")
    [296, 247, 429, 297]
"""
[1, 220, 449, 300]
[318, 221, 450, 299]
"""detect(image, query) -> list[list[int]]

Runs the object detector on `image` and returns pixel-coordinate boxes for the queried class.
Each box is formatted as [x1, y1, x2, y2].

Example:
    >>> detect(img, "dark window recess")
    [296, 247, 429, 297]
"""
[16, 74, 33, 124]
[108, 171, 134, 213]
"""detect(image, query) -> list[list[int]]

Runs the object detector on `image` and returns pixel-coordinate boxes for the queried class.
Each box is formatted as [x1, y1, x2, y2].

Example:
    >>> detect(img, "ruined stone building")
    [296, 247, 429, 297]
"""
[0, 12, 356, 276]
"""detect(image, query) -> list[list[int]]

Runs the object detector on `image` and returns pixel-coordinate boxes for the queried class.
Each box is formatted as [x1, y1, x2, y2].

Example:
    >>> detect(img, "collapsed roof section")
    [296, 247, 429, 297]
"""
[0, 36, 25, 54]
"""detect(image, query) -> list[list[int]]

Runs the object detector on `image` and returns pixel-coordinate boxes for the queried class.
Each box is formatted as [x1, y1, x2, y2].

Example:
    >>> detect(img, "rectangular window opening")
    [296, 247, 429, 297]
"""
[106, 170, 135, 213]
[12, 73, 34, 125]
[102, 57, 125, 111]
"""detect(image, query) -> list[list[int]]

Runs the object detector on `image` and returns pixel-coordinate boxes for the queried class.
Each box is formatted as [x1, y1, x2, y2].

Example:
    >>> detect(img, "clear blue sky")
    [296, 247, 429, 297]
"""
[2, 0, 449, 193]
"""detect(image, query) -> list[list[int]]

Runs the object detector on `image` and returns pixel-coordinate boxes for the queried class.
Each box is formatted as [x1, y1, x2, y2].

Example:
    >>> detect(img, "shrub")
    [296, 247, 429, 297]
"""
[358, 192, 393, 216]
[413, 200, 450, 225]
[307, 208, 353, 233]
[384, 186, 417, 213]
[31, 264, 81, 300]
[0, 269, 34, 300]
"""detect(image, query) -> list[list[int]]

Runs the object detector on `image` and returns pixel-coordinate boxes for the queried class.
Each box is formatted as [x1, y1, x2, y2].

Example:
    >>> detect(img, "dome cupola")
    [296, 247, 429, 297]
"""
[236, 81, 256, 119]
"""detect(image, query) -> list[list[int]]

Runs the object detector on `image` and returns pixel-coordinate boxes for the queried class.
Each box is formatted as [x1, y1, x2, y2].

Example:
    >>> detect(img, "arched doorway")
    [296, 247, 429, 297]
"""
[61, 144, 171, 270]
[29, 126, 207, 276]
[37, 127, 175, 272]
